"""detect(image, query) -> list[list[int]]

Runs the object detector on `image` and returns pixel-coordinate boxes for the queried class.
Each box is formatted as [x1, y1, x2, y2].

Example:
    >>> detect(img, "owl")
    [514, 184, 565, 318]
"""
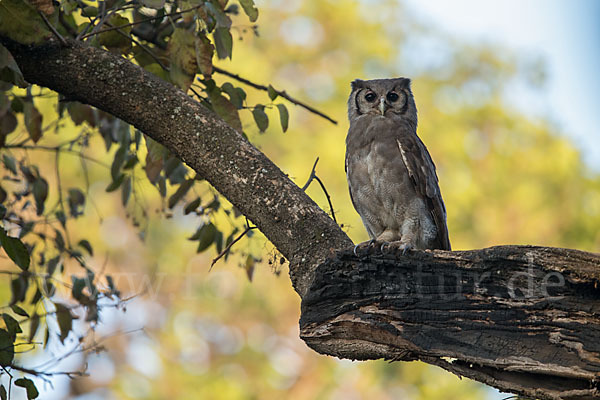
[345, 77, 451, 252]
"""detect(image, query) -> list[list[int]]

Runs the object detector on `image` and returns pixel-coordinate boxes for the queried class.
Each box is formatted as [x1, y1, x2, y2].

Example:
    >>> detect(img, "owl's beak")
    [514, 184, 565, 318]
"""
[379, 97, 387, 116]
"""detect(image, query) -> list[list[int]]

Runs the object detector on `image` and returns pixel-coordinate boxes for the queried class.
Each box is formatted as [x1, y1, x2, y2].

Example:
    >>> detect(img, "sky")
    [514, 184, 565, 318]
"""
[404, 0, 600, 171]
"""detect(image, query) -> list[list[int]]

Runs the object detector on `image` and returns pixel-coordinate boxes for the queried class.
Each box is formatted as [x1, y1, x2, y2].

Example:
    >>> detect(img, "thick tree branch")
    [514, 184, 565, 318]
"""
[300, 245, 600, 400]
[0, 37, 352, 296]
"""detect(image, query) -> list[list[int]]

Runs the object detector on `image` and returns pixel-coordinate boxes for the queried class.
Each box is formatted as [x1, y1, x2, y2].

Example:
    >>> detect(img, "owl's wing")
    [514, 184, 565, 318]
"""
[396, 135, 451, 250]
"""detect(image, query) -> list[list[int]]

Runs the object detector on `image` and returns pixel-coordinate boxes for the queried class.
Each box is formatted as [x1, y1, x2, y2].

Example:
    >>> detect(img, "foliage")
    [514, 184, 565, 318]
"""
[0, 0, 597, 399]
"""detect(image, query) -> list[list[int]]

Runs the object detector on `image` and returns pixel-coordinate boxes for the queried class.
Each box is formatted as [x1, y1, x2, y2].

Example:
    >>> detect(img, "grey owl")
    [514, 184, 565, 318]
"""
[345, 77, 451, 251]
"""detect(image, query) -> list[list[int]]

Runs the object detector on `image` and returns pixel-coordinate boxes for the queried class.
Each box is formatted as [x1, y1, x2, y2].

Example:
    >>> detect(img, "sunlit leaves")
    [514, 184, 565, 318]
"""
[214, 27, 233, 59]
[169, 28, 198, 91]
[239, 0, 259, 22]
[0, 228, 30, 271]
[252, 105, 268, 132]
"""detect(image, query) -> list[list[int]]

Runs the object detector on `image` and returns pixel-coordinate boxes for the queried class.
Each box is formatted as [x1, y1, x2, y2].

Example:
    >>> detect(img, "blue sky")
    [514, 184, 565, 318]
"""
[404, 0, 600, 171]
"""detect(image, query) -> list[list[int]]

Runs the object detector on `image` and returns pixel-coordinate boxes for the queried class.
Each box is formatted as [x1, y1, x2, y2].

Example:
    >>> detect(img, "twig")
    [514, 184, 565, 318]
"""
[39, 11, 67, 46]
[212, 67, 338, 125]
[301, 157, 338, 224]
[79, 5, 203, 39]
[210, 225, 257, 269]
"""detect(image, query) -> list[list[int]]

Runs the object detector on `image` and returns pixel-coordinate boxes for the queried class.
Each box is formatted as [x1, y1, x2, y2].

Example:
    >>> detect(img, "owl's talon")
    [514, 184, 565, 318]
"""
[353, 239, 376, 257]
[399, 243, 414, 255]
[380, 242, 390, 253]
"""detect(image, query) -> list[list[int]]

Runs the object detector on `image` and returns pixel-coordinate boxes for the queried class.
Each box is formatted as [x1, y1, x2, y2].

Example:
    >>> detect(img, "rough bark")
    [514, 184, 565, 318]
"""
[3, 37, 600, 400]
[0, 37, 352, 297]
[301, 245, 600, 400]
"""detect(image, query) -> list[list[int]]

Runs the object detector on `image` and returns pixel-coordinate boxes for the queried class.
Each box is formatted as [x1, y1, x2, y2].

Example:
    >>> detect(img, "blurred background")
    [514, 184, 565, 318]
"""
[2, 0, 600, 398]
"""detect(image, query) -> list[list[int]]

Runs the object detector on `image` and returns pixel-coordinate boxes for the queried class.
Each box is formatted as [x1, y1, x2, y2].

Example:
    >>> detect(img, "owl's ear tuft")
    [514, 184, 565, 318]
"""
[395, 77, 412, 89]
[351, 79, 366, 90]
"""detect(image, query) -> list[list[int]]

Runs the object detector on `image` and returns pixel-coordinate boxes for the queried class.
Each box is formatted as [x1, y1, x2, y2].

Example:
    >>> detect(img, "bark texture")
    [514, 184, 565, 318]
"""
[301, 245, 600, 400]
[0, 37, 352, 296]
[3, 37, 600, 400]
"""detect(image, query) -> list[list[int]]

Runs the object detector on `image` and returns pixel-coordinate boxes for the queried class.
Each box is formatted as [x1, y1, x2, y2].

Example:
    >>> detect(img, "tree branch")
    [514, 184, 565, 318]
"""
[300, 245, 600, 400]
[0, 37, 352, 297]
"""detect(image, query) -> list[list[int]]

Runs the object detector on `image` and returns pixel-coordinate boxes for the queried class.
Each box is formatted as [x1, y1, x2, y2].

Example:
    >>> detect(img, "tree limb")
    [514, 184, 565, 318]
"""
[300, 245, 600, 400]
[0, 37, 352, 296]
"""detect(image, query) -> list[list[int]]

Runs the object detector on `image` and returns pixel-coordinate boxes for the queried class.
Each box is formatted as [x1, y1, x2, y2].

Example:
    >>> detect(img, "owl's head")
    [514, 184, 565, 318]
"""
[347, 77, 417, 126]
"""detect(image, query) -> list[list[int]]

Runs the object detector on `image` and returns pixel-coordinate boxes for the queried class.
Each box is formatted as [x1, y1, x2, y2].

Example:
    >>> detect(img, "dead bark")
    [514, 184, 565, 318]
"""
[301, 245, 600, 400]
[3, 37, 600, 399]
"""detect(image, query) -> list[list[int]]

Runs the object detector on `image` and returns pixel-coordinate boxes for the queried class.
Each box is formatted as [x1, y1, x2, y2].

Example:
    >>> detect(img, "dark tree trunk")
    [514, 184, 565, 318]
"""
[301, 245, 600, 400]
[2, 37, 600, 400]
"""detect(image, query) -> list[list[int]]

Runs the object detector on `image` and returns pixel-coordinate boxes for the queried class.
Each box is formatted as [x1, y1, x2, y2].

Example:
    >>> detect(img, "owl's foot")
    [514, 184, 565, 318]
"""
[353, 239, 376, 256]
[398, 242, 414, 255]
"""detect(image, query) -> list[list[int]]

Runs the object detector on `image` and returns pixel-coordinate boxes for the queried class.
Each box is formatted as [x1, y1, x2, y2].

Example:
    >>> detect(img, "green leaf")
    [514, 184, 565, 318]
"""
[196, 223, 217, 252]
[0, 44, 25, 88]
[0, 111, 17, 136]
[111, 145, 127, 180]
[10, 275, 28, 305]
[0, 384, 7, 400]
[184, 197, 201, 214]
[169, 28, 198, 91]
[0, 0, 51, 45]
[0, 228, 29, 270]
[195, 33, 214, 78]
[168, 179, 194, 209]
[28, 313, 39, 342]
[10, 304, 28, 317]
[221, 83, 246, 109]
[31, 177, 48, 216]
[54, 303, 74, 344]
[267, 84, 278, 100]
[77, 239, 93, 256]
[141, 0, 165, 9]
[121, 175, 131, 206]
[213, 27, 233, 60]
[106, 173, 125, 192]
[23, 101, 43, 143]
[205, 1, 232, 28]
[14, 377, 39, 399]
[2, 313, 21, 340]
[207, 87, 243, 132]
[0, 329, 14, 366]
[67, 188, 85, 217]
[238, 0, 258, 22]
[252, 105, 269, 132]
[276, 104, 289, 133]
[98, 14, 132, 54]
[2, 154, 17, 175]
[145, 136, 168, 184]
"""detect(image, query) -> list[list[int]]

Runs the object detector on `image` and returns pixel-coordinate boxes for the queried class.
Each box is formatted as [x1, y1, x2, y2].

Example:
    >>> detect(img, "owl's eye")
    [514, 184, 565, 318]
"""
[386, 92, 399, 102]
[365, 92, 377, 102]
